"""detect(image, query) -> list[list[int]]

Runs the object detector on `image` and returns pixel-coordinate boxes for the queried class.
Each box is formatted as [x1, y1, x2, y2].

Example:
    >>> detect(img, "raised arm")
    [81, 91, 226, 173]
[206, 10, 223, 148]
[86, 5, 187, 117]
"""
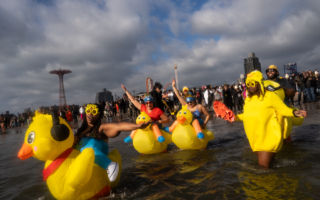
[172, 79, 187, 106]
[99, 121, 151, 138]
[121, 84, 142, 110]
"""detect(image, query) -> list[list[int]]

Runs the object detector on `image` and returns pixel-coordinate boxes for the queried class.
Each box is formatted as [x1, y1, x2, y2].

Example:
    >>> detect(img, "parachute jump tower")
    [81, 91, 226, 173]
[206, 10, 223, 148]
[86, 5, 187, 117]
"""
[49, 68, 72, 109]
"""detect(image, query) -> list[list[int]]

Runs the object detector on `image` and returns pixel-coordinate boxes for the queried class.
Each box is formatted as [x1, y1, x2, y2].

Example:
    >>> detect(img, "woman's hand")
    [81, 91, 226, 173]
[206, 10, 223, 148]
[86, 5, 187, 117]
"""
[137, 120, 152, 129]
[200, 123, 206, 129]
[294, 110, 307, 117]
[172, 79, 176, 87]
[121, 84, 127, 92]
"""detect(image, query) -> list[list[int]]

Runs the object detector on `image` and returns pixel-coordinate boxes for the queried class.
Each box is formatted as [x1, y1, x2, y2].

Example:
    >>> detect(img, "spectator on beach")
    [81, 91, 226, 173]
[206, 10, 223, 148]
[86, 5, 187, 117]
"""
[149, 82, 165, 112]
[79, 105, 85, 121]
[295, 74, 305, 104]
[223, 85, 233, 110]
[303, 70, 316, 102]
[203, 85, 213, 111]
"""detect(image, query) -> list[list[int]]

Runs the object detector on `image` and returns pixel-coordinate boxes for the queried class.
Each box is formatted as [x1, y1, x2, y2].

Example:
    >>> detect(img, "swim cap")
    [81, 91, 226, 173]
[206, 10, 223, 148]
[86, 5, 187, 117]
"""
[186, 97, 195, 102]
[144, 96, 153, 102]
[183, 86, 189, 92]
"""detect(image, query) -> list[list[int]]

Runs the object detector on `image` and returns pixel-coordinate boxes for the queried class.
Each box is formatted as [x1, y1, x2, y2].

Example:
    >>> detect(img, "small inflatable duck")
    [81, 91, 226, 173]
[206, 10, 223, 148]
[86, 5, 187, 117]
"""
[18, 111, 121, 200]
[124, 112, 172, 154]
[169, 105, 214, 150]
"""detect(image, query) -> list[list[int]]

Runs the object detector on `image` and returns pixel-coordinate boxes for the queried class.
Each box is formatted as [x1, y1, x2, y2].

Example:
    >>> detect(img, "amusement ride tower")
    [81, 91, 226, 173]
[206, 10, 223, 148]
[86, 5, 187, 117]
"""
[49, 68, 72, 109]
[174, 64, 179, 90]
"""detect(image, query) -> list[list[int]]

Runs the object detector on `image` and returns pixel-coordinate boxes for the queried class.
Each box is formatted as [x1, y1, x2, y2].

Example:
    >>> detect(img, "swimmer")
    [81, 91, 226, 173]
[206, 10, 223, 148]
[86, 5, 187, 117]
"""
[74, 104, 151, 181]
[232, 71, 307, 168]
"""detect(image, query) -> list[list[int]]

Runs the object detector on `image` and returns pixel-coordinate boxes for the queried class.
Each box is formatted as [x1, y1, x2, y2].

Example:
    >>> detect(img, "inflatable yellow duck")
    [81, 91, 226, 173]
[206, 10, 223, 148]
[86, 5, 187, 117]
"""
[124, 112, 172, 154]
[235, 71, 297, 153]
[18, 111, 121, 200]
[169, 105, 214, 150]
[264, 79, 304, 140]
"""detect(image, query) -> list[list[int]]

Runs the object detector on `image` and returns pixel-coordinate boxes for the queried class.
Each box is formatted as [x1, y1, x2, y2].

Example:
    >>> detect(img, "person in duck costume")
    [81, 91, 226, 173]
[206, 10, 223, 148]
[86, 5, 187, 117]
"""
[124, 112, 172, 154]
[231, 70, 307, 168]
[264, 79, 304, 141]
[167, 105, 214, 150]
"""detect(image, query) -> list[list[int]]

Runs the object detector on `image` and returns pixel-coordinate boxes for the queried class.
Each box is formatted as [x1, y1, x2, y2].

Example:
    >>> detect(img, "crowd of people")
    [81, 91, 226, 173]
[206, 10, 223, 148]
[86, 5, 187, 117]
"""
[1, 67, 318, 135]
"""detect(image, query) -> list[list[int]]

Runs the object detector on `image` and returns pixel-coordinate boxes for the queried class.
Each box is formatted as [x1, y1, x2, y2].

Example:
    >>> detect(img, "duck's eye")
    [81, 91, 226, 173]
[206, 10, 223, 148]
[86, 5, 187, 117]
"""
[184, 111, 187, 114]
[138, 117, 141, 119]
[27, 131, 35, 144]
[143, 117, 145, 119]
[179, 112, 181, 114]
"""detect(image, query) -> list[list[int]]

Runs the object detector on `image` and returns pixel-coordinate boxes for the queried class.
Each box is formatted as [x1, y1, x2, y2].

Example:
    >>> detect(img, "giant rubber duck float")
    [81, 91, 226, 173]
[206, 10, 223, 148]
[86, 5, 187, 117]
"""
[18, 111, 121, 200]
[167, 105, 214, 150]
[124, 112, 172, 154]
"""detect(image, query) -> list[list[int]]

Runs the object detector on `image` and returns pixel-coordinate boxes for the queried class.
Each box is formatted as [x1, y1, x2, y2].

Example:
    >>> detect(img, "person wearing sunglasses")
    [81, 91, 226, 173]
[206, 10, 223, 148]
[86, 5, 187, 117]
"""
[74, 103, 151, 182]
[266, 65, 295, 105]
[121, 84, 169, 127]
[171, 79, 210, 129]
[231, 70, 307, 168]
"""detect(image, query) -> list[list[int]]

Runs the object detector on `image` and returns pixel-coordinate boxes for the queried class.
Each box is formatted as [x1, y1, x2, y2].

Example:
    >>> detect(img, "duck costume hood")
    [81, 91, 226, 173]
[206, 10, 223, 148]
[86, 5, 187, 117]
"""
[246, 70, 265, 101]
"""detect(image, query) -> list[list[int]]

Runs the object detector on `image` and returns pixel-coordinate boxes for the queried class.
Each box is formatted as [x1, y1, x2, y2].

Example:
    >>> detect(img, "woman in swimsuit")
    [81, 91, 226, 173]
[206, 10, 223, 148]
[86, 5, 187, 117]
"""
[74, 103, 150, 182]
[121, 84, 169, 126]
[171, 79, 210, 129]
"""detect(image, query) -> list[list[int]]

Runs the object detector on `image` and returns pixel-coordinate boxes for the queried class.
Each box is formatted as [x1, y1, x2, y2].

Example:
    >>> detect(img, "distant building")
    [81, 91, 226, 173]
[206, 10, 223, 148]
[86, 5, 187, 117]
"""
[95, 88, 113, 103]
[244, 53, 261, 76]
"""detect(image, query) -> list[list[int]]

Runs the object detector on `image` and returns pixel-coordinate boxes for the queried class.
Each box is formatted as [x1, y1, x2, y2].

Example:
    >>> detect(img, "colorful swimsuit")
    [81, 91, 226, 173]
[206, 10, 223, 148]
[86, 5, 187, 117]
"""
[189, 105, 204, 125]
[76, 131, 111, 169]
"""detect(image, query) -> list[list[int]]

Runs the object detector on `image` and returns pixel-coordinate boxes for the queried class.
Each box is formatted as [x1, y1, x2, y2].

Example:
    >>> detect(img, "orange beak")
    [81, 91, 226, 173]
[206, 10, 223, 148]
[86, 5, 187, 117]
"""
[137, 120, 144, 124]
[18, 143, 34, 160]
[177, 116, 186, 124]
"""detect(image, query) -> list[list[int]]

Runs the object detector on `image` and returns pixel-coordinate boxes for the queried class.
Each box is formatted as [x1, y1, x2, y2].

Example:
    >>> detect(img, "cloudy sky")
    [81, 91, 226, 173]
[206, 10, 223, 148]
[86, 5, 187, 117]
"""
[1, 0, 320, 113]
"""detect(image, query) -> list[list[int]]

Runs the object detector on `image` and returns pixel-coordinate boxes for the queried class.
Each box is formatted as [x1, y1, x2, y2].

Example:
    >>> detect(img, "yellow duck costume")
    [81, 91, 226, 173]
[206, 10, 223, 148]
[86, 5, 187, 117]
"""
[18, 111, 121, 200]
[169, 105, 214, 150]
[235, 71, 297, 153]
[264, 79, 304, 139]
[124, 112, 172, 154]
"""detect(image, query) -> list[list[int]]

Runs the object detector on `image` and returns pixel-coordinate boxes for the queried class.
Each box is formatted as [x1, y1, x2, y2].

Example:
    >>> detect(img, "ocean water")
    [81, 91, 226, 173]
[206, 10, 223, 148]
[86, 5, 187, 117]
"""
[1, 103, 320, 200]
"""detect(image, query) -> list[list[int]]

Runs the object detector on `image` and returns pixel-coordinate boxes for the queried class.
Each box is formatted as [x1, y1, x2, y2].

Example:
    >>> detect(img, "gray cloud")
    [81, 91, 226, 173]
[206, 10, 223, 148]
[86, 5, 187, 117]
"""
[1, 0, 320, 113]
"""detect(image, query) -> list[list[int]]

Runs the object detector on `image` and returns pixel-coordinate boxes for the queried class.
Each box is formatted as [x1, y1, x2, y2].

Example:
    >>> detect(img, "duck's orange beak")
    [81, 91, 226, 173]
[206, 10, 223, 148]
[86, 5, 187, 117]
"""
[137, 120, 144, 124]
[18, 143, 34, 160]
[177, 116, 186, 124]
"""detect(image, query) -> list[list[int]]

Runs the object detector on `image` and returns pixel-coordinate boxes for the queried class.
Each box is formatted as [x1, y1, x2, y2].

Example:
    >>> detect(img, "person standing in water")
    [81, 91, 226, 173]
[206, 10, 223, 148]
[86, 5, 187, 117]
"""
[266, 65, 295, 105]
[229, 71, 307, 168]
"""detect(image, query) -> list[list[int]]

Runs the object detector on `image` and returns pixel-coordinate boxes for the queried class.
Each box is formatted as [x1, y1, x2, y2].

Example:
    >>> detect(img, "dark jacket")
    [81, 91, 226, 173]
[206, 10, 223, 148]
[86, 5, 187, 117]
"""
[303, 75, 316, 88]
[294, 75, 304, 87]
[149, 90, 165, 112]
